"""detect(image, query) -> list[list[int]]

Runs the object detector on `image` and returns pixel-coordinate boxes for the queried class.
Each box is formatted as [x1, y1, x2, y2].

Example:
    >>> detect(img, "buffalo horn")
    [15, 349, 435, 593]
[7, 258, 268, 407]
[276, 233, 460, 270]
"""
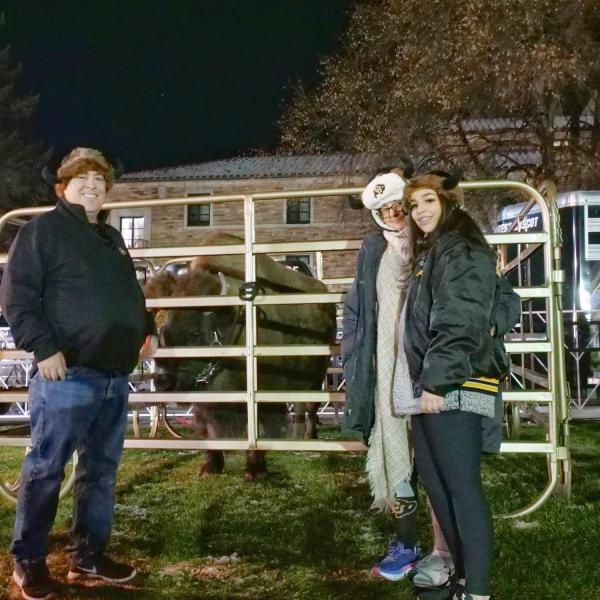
[41, 165, 57, 185]
[443, 169, 462, 190]
[113, 158, 125, 179]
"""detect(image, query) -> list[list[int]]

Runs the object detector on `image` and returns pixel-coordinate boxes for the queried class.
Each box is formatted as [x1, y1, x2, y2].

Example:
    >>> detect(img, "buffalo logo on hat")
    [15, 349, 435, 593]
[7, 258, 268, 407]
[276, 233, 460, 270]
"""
[373, 183, 385, 198]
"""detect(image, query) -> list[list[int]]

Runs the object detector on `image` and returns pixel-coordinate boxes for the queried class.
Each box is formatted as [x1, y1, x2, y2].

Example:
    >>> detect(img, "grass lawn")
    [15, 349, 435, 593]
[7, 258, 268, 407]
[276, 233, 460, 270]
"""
[0, 420, 598, 599]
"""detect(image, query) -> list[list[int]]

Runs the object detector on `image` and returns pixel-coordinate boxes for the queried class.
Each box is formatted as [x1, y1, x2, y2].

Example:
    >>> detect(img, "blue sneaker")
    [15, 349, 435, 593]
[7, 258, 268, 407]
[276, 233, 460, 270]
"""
[371, 541, 420, 581]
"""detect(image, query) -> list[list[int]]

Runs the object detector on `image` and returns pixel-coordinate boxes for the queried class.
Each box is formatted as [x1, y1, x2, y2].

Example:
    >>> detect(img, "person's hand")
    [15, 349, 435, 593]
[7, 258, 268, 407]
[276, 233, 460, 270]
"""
[421, 390, 444, 413]
[140, 334, 159, 359]
[38, 351, 67, 381]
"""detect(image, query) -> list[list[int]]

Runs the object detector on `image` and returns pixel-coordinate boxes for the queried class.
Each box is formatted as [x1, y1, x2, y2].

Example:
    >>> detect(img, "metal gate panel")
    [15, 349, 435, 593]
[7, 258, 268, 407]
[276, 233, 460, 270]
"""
[0, 182, 570, 516]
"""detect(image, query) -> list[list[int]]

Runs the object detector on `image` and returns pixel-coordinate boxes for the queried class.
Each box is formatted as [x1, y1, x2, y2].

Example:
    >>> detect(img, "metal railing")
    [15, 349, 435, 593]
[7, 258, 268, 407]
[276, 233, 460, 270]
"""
[0, 182, 571, 516]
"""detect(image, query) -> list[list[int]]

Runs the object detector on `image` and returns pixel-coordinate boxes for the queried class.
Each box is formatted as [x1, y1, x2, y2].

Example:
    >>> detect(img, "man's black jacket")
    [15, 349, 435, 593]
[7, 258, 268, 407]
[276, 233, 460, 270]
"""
[0, 198, 154, 374]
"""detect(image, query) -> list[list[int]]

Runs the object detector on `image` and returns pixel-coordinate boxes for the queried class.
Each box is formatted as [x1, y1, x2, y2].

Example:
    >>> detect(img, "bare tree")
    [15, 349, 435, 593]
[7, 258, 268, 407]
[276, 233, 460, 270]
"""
[279, 0, 600, 190]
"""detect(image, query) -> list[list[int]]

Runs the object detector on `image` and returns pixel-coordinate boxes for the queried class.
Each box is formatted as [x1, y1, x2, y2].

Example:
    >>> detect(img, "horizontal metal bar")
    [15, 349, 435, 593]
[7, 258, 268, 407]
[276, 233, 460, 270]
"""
[3, 391, 345, 405]
[252, 188, 363, 200]
[0, 393, 27, 402]
[0, 437, 555, 453]
[123, 439, 370, 451]
[0, 351, 31, 359]
[498, 442, 554, 453]
[501, 391, 553, 402]
[106, 196, 247, 208]
[254, 345, 340, 357]
[123, 439, 254, 450]
[0, 391, 557, 405]
[253, 293, 344, 305]
[147, 293, 344, 309]
[103, 289, 551, 310]
[0, 437, 253, 450]
[146, 296, 244, 308]
[154, 346, 246, 358]
[254, 440, 367, 451]
[154, 345, 343, 358]
[130, 244, 245, 259]
[515, 287, 550, 298]
[485, 233, 548, 244]
[128, 392, 247, 403]
[253, 240, 362, 254]
[0, 437, 31, 447]
[505, 342, 552, 353]
[322, 278, 354, 285]
[255, 391, 345, 403]
[506, 333, 547, 341]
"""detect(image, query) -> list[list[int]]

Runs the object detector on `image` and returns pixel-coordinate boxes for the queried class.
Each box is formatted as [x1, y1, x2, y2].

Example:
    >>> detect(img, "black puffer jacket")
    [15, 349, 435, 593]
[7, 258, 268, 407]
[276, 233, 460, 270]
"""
[404, 210, 520, 397]
[0, 198, 154, 374]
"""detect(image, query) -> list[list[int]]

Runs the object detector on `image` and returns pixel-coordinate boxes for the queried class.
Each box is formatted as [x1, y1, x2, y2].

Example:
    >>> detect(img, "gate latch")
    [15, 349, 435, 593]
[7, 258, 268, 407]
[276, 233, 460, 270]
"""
[239, 281, 260, 301]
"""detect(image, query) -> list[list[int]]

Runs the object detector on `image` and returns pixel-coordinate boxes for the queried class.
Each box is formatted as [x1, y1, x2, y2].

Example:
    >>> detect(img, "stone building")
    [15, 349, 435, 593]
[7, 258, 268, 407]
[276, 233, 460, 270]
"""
[108, 154, 380, 282]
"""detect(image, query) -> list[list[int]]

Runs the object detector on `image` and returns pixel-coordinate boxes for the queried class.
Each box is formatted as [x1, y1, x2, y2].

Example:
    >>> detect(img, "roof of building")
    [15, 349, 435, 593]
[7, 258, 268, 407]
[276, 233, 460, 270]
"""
[459, 114, 594, 133]
[120, 153, 375, 182]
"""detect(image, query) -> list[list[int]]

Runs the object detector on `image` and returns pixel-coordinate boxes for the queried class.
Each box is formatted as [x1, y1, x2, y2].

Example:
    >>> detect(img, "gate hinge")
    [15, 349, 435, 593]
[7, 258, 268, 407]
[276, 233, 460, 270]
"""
[556, 446, 569, 461]
[552, 270, 565, 283]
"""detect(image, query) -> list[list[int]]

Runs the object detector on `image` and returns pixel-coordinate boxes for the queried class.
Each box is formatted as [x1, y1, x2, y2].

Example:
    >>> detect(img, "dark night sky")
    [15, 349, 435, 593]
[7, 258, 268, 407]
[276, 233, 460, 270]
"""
[2, 1, 350, 171]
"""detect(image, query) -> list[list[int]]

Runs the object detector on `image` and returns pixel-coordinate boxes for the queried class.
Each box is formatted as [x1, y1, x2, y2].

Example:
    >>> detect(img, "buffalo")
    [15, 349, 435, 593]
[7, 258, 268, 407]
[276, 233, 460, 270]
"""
[144, 232, 336, 480]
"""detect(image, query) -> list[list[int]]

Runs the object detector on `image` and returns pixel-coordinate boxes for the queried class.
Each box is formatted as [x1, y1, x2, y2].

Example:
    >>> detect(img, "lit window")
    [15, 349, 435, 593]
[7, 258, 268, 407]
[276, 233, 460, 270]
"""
[286, 198, 311, 224]
[120, 216, 145, 248]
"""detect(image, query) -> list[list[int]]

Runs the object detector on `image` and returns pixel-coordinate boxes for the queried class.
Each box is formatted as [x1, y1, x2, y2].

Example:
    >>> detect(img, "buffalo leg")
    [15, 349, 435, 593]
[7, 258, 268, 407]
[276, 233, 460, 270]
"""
[198, 450, 225, 477]
[244, 450, 267, 481]
[292, 402, 306, 438]
[304, 402, 320, 439]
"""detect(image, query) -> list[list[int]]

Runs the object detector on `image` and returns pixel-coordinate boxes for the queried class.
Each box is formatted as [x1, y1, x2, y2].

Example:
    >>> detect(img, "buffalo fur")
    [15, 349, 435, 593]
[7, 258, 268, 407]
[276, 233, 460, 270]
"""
[145, 232, 336, 479]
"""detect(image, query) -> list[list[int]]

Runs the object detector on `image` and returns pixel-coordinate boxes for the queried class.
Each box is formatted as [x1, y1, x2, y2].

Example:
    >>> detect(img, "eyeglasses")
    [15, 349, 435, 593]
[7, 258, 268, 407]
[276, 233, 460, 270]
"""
[378, 202, 408, 218]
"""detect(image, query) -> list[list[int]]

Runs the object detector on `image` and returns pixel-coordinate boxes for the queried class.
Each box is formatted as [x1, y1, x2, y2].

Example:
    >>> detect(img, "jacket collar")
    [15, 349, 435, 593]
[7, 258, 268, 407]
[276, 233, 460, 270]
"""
[56, 197, 110, 225]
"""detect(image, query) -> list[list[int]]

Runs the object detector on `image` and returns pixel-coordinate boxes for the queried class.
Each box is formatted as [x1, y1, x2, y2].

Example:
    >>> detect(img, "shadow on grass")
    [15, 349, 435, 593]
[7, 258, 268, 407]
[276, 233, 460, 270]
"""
[116, 450, 201, 495]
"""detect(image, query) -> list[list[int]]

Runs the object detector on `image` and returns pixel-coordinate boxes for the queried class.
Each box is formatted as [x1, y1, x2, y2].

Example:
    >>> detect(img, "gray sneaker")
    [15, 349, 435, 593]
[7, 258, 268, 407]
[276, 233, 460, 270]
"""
[411, 552, 455, 587]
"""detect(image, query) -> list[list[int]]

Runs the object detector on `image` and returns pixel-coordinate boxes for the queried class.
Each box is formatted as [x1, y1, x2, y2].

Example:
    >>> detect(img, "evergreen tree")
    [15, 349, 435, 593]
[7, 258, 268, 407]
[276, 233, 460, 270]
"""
[0, 19, 50, 214]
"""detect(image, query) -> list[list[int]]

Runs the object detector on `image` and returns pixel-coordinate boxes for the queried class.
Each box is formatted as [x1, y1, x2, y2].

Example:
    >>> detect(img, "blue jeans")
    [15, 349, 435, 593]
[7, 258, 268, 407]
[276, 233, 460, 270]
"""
[11, 367, 129, 562]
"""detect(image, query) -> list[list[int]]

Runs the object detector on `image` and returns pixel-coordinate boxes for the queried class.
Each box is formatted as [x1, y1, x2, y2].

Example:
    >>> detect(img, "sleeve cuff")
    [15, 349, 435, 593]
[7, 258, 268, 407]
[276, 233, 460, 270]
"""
[34, 343, 60, 363]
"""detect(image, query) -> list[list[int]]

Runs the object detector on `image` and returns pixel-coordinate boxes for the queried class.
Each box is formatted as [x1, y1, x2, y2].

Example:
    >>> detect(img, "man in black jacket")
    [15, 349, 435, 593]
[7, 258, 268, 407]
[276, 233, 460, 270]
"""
[0, 147, 157, 600]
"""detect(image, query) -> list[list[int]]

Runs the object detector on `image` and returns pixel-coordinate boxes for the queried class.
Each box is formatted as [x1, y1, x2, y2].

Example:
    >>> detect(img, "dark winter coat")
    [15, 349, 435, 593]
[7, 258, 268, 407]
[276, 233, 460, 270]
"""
[341, 233, 386, 444]
[403, 209, 520, 451]
[0, 198, 154, 374]
[404, 211, 519, 395]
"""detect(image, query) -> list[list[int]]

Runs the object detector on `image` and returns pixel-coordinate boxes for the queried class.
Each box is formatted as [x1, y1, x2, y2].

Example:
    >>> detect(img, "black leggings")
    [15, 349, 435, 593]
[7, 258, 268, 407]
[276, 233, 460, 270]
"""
[412, 411, 492, 596]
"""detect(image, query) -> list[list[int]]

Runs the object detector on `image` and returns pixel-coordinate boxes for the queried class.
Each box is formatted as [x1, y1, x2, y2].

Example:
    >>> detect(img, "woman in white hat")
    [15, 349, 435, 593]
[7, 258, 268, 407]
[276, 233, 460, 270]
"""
[342, 167, 453, 591]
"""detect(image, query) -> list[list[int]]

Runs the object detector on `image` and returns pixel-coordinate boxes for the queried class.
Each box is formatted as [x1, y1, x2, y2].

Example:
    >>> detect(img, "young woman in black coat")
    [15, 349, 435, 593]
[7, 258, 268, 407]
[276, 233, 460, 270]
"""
[398, 171, 520, 600]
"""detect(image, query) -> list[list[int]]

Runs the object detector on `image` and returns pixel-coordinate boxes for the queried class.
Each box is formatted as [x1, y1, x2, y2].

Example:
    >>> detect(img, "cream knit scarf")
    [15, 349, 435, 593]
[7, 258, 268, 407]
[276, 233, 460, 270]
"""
[366, 232, 414, 511]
